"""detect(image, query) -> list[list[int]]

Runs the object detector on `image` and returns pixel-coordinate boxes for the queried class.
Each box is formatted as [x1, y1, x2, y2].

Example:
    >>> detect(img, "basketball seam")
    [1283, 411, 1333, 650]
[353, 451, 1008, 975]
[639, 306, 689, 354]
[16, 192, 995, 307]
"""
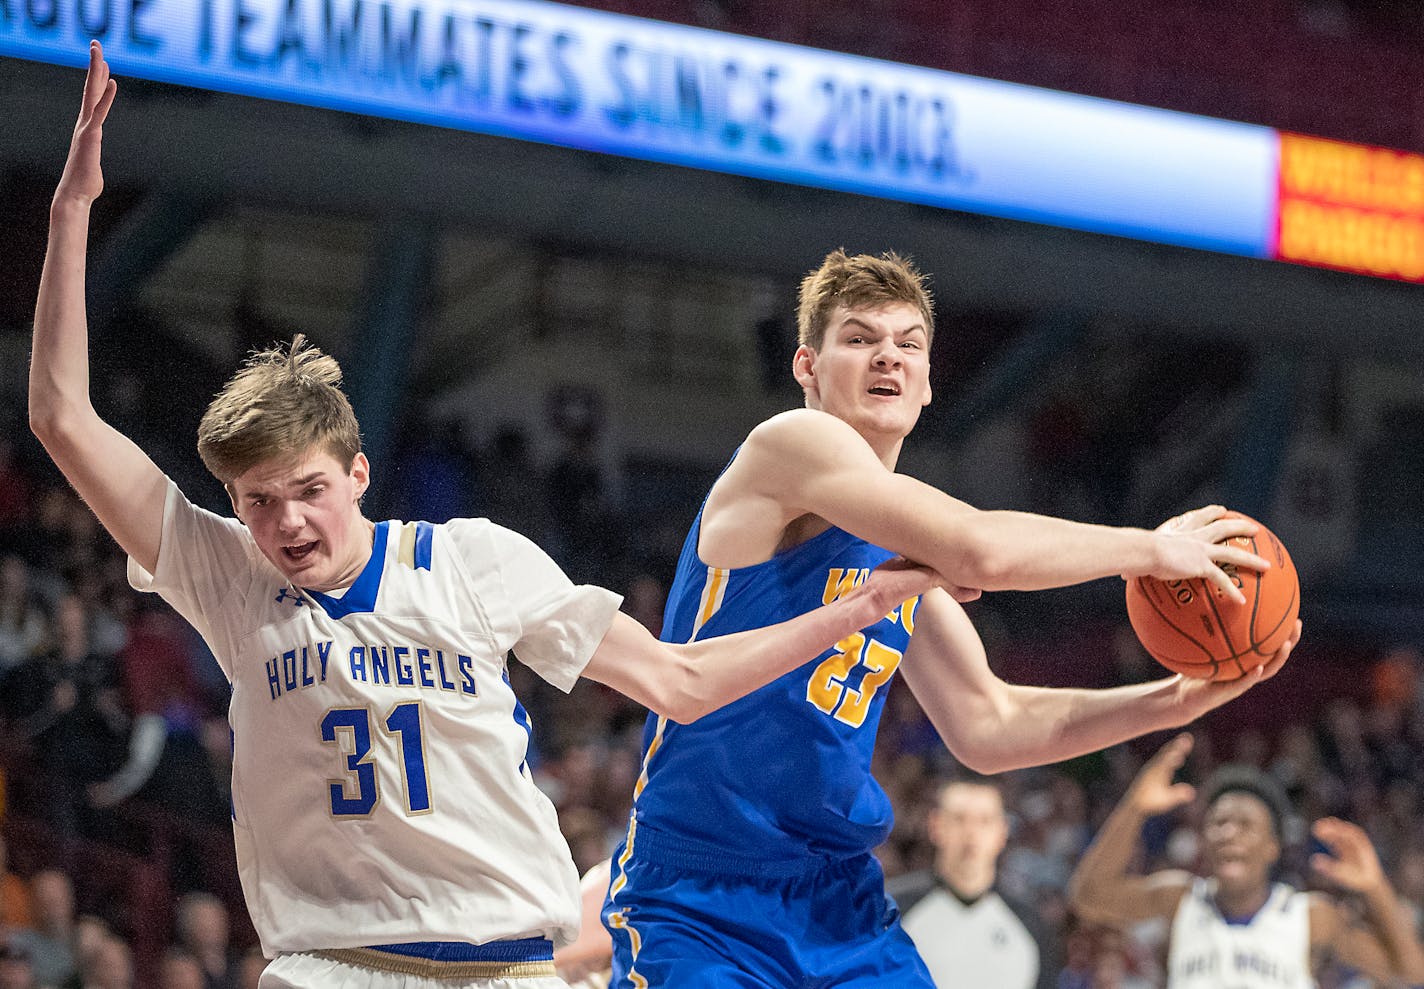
[1133, 576, 1221, 675]
[1147, 576, 1297, 666]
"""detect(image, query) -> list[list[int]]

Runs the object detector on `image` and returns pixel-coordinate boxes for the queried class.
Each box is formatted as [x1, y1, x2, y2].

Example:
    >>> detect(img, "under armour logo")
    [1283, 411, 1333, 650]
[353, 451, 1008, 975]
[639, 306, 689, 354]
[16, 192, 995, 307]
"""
[275, 588, 305, 607]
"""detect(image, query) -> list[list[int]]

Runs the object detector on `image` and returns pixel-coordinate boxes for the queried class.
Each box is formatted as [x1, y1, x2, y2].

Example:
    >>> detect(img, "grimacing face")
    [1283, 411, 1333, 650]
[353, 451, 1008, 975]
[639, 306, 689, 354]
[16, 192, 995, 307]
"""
[1202, 791, 1279, 889]
[793, 302, 932, 445]
[228, 447, 372, 592]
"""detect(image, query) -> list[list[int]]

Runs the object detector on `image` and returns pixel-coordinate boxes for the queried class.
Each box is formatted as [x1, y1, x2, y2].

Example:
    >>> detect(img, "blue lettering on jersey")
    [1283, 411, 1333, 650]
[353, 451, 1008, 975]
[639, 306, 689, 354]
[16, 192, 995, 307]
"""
[267, 640, 336, 700]
[394, 646, 415, 686]
[274, 640, 479, 702]
[371, 645, 391, 684]
[349, 646, 367, 682]
[434, 650, 456, 690]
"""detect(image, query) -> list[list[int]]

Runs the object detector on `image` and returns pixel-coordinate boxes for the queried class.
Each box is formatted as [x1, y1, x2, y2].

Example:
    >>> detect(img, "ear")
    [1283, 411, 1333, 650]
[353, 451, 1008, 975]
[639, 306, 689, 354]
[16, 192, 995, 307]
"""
[792, 344, 818, 396]
[350, 453, 371, 500]
[922, 379, 933, 408]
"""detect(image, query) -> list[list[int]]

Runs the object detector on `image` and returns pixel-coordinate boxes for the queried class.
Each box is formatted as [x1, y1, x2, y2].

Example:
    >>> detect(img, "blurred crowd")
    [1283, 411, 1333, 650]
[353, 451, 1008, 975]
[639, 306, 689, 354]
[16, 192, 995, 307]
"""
[0, 380, 1421, 989]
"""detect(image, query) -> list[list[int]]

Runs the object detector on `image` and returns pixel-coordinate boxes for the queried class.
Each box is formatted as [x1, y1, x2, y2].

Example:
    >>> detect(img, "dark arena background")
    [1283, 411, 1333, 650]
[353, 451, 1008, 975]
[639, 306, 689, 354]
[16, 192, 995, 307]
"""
[3, 1, 1424, 985]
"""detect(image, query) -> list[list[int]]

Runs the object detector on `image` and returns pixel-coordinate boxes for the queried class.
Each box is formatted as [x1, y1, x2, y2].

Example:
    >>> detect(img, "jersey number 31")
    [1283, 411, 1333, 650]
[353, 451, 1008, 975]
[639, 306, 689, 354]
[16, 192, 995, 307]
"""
[320, 702, 431, 817]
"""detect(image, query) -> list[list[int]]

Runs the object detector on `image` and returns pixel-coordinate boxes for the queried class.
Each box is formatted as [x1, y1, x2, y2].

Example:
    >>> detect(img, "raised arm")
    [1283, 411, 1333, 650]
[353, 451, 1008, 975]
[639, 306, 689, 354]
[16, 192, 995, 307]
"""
[1066, 734, 1198, 925]
[29, 42, 167, 574]
[1308, 819, 1424, 984]
[581, 559, 935, 724]
[712, 410, 1266, 601]
[898, 590, 1298, 775]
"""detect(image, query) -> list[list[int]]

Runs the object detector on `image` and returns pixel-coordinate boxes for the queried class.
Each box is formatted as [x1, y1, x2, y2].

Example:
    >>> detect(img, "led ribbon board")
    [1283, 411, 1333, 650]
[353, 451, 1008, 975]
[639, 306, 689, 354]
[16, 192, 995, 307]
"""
[1277, 134, 1424, 283]
[3, 1, 1279, 259]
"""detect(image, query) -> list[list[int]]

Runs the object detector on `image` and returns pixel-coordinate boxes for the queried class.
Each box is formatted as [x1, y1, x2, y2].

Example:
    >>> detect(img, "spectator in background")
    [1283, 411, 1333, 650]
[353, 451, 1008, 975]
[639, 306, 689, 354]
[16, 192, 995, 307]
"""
[0, 836, 33, 931]
[98, 600, 223, 826]
[63, 914, 110, 989]
[8, 870, 76, 989]
[73, 934, 130, 989]
[3, 596, 123, 840]
[1070, 733, 1424, 988]
[0, 558, 45, 686]
[156, 949, 206, 989]
[235, 949, 263, 989]
[889, 779, 1054, 989]
[173, 893, 238, 989]
[0, 433, 32, 541]
[0, 938, 35, 989]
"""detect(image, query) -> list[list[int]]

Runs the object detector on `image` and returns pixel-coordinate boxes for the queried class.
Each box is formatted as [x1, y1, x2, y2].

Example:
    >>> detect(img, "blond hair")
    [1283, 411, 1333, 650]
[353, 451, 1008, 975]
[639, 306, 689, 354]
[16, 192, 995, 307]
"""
[796, 249, 935, 349]
[197, 335, 361, 485]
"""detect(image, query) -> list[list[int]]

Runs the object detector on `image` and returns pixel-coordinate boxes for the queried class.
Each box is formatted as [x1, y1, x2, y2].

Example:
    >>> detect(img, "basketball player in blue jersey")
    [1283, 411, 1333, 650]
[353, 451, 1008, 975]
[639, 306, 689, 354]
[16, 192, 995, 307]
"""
[604, 249, 1303, 988]
[1070, 733, 1424, 988]
[29, 45, 941, 989]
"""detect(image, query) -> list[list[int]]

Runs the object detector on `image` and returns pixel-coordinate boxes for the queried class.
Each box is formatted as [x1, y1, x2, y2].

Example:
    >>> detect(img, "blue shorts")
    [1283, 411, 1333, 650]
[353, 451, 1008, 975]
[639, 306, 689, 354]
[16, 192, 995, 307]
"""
[602, 848, 933, 988]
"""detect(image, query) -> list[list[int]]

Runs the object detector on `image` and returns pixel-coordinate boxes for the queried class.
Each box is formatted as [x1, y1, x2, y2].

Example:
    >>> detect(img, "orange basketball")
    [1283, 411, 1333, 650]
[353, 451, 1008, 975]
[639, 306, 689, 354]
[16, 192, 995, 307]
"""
[1125, 512, 1299, 681]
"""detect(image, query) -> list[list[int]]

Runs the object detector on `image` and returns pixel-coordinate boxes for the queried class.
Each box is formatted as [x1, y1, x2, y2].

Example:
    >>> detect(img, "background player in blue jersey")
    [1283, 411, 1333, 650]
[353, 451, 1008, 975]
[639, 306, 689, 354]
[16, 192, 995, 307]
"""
[604, 249, 1303, 988]
[28, 47, 941, 989]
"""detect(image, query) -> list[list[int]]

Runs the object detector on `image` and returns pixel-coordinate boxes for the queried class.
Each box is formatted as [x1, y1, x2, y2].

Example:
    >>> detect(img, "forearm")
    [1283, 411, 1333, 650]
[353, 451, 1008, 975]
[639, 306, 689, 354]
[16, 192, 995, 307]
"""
[1359, 880, 1424, 982]
[664, 588, 909, 722]
[942, 510, 1160, 592]
[30, 200, 97, 432]
[956, 679, 1189, 773]
[1068, 790, 1150, 918]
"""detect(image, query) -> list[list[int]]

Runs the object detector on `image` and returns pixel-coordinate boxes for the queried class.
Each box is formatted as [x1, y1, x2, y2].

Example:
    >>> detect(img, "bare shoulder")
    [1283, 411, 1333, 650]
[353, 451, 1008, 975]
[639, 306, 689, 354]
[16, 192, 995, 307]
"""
[745, 408, 864, 455]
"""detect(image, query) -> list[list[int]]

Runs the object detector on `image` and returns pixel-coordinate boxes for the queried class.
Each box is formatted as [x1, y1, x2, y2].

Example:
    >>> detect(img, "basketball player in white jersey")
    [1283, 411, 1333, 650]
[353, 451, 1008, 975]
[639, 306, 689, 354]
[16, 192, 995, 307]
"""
[888, 780, 1050, 989]
[1069, 733, 1424, 988]
[29, 43, 942, 988]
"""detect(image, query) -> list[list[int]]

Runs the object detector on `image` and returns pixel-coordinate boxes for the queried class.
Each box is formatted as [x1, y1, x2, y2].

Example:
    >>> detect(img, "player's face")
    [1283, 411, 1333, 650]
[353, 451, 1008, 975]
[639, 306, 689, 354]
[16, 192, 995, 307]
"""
[794, 302, 932, 445]
[229, 447, 373, 592]
[1202, 792, 1279, 891]
[930, 784, 1009, 871]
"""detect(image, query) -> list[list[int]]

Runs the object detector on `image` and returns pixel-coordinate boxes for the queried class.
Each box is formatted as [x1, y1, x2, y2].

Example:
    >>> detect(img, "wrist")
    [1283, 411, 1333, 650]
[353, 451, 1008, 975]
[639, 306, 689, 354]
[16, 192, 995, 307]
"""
[51, 190, 97, 218]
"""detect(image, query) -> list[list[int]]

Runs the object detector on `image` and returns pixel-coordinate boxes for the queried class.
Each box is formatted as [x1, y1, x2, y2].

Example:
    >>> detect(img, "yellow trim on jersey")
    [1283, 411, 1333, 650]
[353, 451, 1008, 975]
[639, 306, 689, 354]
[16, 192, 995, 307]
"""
[310, 948, 555, 979]
[693, 566, 729, 638]
[396, 521, 418, 569]
[632, 718, 667, 801]
[606, 564, 732, 987]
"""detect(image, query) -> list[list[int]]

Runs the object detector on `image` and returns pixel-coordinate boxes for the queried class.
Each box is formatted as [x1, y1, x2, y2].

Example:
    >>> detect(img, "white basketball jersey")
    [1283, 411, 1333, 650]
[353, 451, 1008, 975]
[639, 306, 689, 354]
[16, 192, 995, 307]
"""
[1168, 878, 1315, 989]
[900, 887, 1039, 989]
[129, 479, 621, 957]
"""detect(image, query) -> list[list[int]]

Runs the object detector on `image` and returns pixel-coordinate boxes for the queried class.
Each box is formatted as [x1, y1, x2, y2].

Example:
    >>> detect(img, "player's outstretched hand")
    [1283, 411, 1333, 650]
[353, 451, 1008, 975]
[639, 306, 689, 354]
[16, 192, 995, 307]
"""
[1310, 817, 1388, 895]
[1125, 733, 1197, 816]
[56, 41, 117, 208]
[1169, 619, 1301, 720]
[1146, 505, 1270, 604]
[846, 557, 941, 623]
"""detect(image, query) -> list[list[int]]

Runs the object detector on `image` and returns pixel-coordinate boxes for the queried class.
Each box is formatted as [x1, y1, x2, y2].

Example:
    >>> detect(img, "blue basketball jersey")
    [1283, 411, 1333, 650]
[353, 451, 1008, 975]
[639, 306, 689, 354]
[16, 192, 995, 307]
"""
[623, 495, 921, 866]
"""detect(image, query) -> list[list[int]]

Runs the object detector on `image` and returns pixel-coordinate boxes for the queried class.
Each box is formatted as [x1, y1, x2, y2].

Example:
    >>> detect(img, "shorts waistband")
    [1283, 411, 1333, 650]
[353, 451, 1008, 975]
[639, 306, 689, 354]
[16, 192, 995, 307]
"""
[629, 823, 859, 879]
[312, 938, 555, 979]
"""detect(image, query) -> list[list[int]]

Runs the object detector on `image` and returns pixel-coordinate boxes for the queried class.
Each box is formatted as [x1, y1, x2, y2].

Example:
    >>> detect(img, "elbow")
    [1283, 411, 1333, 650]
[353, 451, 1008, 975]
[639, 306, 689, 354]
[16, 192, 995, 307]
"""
[28, 397, 85, 449]
[29, 405, 59, 445]
[945, 735, 1017, 776]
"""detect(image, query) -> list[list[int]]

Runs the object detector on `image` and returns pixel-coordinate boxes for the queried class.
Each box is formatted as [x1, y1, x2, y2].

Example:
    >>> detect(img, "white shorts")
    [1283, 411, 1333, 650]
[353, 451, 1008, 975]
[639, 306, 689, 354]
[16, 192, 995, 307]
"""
[258, 950, 571, 989]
